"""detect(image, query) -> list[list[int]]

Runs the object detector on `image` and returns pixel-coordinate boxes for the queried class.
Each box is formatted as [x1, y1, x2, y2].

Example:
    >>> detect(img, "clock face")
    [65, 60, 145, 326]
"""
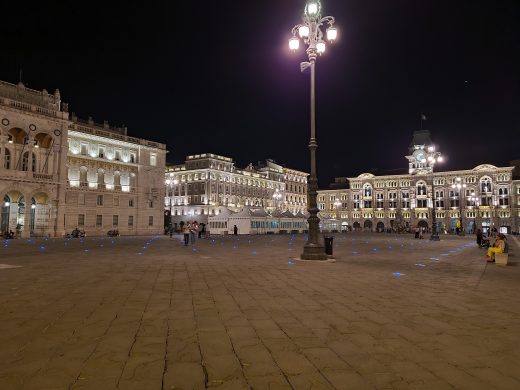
[416, 152, 425, 162]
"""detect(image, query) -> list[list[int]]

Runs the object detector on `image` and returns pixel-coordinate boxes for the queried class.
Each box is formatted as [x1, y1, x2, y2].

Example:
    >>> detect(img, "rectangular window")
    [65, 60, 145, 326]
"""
[149, 200, 154, 208]
[130, 152, 136, 163]
[150, 154, 157, 166]
[114, 196, 119, 206]
[435, 199, 445, 208]
[79, 193, 85, 205]
[113, 215, 118, 226]
[97, 195, 103, 206]
[148, 216, 154, 226]
[96, 215, 102, 227]
[128, 215, 134, 227]
[417, 199, 427, 208]
[78, 214, 85, 227]
[115, 150, 121, 161]
[99, 146, 105, 158]
[129, 198, 134, 207]
[80, 143, 88, 155]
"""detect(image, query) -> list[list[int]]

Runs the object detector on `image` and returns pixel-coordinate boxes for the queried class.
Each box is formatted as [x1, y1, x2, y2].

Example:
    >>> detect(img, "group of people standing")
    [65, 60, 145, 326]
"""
[179, 221, 207, 246]
[414, 226, 426, 239]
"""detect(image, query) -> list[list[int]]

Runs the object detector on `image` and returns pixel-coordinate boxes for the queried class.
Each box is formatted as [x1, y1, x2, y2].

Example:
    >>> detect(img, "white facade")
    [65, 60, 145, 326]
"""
[164, 154, 308, 226]
[318, 130, 518, 234]
[0, 79, 166, 237]
[207, 207, 307, 235]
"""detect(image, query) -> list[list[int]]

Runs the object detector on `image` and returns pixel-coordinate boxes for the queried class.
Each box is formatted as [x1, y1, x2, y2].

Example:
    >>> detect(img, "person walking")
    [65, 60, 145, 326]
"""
[233, 225, 238, 235]
[182, 223, 190, 246]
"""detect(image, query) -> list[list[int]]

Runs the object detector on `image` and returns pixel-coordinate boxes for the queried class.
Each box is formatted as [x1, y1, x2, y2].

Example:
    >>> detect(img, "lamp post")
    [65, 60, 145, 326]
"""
[334, 199, 341, 232]
[424, 146, 443, 241]
[469, 191, 479, 234]
[273, 189, 283, 210]
[165, 178, 178, 226]
[452, 177, 466, 235]
[289, 0, 337, 260]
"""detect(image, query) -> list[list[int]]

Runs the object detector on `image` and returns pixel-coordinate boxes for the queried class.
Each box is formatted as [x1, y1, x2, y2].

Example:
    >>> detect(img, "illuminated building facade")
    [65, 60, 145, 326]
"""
[164, 154, 307, 225]
[0, 79, 166, 237]
[318, 131, 516, 234]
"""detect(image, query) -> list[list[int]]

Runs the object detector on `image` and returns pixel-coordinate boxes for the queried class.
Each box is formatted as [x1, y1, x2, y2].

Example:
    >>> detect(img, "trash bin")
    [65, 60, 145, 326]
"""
[324, 236, 334, 256]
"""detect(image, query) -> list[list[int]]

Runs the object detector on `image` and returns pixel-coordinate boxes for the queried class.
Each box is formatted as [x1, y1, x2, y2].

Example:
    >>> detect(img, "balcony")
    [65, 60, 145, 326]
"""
[0, 96, 68, 120]
[0, 168, 56, 182]
[67, 181, 136, 193]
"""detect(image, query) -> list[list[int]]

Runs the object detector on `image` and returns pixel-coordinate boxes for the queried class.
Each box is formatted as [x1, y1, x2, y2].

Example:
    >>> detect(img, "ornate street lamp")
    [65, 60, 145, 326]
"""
[452, 177, 466, 235]
[165, 178, 179, 226]
[273, 189, 283, 210]
[424, 146, 443, 241]
[289, 0, 337, 260]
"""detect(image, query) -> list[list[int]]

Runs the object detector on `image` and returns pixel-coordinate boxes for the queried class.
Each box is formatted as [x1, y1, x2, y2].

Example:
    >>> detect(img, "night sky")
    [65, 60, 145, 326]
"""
[1, 1, 519, 187]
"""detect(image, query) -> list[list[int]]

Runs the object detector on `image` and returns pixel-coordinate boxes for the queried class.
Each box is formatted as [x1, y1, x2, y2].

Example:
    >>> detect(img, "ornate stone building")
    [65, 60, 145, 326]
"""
[164, 154, 307, 225]
[318, 131, 516, 234]
[0, 79, 166, 237]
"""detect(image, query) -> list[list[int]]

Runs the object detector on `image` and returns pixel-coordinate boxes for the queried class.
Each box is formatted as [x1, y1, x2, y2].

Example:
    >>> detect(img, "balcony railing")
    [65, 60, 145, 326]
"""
[0, 96, 68, 119]
[69, 124, 166, 150]
[68, 181, 136, 193]
[0, 168, 56, 182]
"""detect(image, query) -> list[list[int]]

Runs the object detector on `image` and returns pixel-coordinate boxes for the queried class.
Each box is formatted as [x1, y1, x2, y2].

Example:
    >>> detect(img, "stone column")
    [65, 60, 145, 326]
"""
[27, 142, 34, 173]
[0, 146, 5, 169]
[22, 204, 31, 238]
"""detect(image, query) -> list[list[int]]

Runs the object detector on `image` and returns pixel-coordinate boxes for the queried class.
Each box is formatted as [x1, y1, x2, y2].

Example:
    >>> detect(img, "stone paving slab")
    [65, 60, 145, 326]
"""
[0, 233, 519, 389]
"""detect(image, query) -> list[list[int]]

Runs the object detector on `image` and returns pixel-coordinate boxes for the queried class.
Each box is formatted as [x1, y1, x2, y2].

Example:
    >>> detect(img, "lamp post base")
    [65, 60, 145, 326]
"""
[301, 243, 328, 260]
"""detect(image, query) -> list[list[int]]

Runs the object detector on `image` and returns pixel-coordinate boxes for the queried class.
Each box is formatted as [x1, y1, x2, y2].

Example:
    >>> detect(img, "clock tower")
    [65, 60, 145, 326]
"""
[406, 130, 434, 175]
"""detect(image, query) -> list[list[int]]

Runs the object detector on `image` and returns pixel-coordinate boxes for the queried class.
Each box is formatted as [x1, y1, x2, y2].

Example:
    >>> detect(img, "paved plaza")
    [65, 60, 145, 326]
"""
[0, 233, 519, 390]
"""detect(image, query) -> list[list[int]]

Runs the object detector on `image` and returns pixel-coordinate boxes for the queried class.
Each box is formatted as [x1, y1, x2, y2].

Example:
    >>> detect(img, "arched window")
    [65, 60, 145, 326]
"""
[480, 177, 492, 193]
[416, 182, 427, 196]
[363, 184, 372, 197]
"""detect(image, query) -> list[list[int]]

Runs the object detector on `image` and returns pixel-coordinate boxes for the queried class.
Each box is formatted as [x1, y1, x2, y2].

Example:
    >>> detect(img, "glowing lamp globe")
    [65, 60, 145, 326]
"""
[306, 2, 319, 16]
[289, 37, 300, 51]
[298, 25, 310, 38]
[317, 41, 326, 54]
[326, 27, 338, 42]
